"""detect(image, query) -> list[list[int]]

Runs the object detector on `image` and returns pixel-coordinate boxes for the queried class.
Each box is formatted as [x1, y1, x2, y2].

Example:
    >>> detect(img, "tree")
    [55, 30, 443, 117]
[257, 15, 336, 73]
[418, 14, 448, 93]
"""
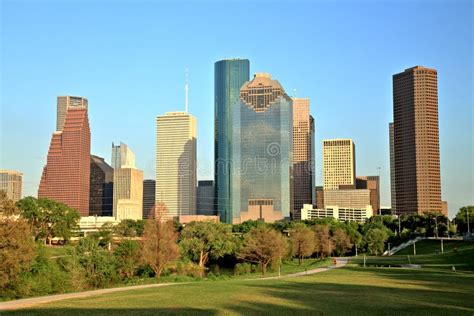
[313, 225, 333, 258]
[0, 217, 36, 296]
[232, 220, 267, 234]
[114, 240, 140, 279]
[141, 219, 180, 278]
[114, 219, 146, 237]
[332, 228, 352, 256]
[16, 197, 80, 244]
[0, 190, 19, 216]
[238, 227, 288, 275]
[180, 221, 236, 276]
[454, 206, 474, 234]
[365, 228, 388, 255]
[289, 223, 315, 265]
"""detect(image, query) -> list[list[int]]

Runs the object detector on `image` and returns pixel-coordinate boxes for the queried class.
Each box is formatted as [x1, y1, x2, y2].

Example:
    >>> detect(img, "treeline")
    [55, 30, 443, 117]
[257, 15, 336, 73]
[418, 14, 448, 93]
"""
[1, 191, 473, 300]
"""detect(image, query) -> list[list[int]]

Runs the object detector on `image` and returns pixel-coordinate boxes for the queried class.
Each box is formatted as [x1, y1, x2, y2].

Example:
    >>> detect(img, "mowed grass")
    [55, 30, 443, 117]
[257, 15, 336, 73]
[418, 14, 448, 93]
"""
[352, 240, 474, 271]
[4, 267, 473, 316]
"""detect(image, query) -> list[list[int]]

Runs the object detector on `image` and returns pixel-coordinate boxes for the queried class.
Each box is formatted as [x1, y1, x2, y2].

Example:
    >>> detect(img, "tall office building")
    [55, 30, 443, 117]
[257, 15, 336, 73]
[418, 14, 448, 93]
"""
[356, 176, 380, 214]
[89, 155, 114, 216]
[214, 58, 250, 223]
[393, 66, 442, 214]
[56, 96, 88, 131]
[143, 179, 156, 219]
[197, 180, 215, 215]
[292, 98, 315, 213]
[39, 101, 90, 216]
[389, 122, 396, 213]
[323, 139, 356, 190]
[112, 143, 143, 220]
[230, 73, 293, 223]
[156, 112, 197, 220]
[0, 169, 23, 202]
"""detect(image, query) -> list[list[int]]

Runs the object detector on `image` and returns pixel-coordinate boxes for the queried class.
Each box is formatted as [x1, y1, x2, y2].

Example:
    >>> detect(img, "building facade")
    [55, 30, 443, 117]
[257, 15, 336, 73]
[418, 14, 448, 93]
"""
[393, 66, 442, 214]
[0, 169, 22, 202]
[389, 122, 396, 213]
[112, 143, 143, 220]
[292, 98, 315, 213]
[89, 155, 114, 216]
[214, 58, 250, 223]
[111, 142, 136, 169]
[323, 189, 372, 210]
[56, 96, 88, 132]
[39, 102, 90, 216]
[230, 73, 293, 223]
[356, 176, 380, 215]
[143, 179, 156, 219]
[323, 139, 356, 190]
[300, 204, 372, 222]
[197, 180, 215, 215]
[156, 112, 197, 220]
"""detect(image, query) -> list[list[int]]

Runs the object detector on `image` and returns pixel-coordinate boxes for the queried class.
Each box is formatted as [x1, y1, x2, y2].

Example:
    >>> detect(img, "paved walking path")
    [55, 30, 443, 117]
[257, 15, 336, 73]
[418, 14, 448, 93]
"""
[0, 258, 348, 311]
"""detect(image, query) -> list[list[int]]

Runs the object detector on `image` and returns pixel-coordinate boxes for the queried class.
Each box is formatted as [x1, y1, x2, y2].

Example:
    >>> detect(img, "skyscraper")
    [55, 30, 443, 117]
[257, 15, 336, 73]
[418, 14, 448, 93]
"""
[89, 155, 114, 216]
[56, 96, 88, 131]
[112, 143, 143, 220]
[214, 58, 250, 223]
[292, 98, 315, 213]
[323, 139, 356, 190]
[389, 122, 396, 213]
[0, 169, 23, 202]
[197, 180, 215, 215]
[143, 179, 156, 219]
[356, 176, 380, 214]
[231, 73, 293, 223]
[39, 99, 90, 216]
[393, 66, 442, 214]
[156, 112, 197, 220]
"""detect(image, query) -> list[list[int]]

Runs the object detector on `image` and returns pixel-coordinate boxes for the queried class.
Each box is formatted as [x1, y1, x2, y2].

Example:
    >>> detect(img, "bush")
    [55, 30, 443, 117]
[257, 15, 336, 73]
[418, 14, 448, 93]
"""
[176, 261, 203, 278]
[233, 262, 252, 275]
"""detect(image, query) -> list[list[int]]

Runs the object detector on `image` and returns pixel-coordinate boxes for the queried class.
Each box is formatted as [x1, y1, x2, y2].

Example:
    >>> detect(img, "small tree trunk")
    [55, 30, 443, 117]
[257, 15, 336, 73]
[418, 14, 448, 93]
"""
[262, 262, 267, 276]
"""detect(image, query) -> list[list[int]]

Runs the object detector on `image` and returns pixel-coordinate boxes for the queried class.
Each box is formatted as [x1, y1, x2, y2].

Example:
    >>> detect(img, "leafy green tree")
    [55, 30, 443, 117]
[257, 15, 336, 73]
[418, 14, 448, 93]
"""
[237, 227, 288, 275]
[332, 228, 352, 256]
[364, 228, 388, 255]
[312, 224, 333, 258]
[141, 219, 180, 278]
[114, 219, 145, 237]
[114, 240, 140, 279]
[232, 220, 267, 234]
[180, 221, 236, 276]
[16, 197, 80, 244]
[454, 206, 474, 234]
[289, 223, 315, 265]
[0, 190, 19, 216]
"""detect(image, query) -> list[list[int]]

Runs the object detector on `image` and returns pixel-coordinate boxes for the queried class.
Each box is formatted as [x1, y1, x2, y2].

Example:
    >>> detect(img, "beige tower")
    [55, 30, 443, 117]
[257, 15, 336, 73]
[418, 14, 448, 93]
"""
[156, 112, 197, 220]
[56, 96, 88, 131]
[323, 139, 356, 190]
[0, 169, 23, 202]
[112, 143, 143, 220]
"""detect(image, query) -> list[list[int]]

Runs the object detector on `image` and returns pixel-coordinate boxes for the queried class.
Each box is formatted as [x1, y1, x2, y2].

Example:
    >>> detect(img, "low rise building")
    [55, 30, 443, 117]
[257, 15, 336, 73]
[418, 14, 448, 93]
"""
[300, 204, 372, 222]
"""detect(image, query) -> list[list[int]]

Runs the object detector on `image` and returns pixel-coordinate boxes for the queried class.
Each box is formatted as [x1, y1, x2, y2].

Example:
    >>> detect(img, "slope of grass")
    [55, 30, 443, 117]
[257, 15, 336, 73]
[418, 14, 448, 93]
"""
[4, 267, 473, 315]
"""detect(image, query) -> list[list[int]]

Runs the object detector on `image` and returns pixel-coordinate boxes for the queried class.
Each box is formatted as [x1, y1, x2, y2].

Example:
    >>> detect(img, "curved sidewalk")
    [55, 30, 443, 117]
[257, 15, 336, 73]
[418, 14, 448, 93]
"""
[0, 258, 348, 311]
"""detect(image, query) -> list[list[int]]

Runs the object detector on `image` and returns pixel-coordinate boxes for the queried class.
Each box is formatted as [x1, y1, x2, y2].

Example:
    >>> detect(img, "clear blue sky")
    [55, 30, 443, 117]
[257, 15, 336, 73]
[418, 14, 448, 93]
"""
[1, 0, 472, 217]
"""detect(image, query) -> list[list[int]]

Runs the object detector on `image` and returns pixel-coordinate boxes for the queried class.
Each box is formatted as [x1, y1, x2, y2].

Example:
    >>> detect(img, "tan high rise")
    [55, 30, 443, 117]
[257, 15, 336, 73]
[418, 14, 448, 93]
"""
[323, 139, 356, 190]
[0, 169, 23, 202]
[393, 66, 442, 214]
[56, 96, 88, 131]
[292, 98, 315, 212]
[112, 143, 143, 220]
[156, 112, 197, 220]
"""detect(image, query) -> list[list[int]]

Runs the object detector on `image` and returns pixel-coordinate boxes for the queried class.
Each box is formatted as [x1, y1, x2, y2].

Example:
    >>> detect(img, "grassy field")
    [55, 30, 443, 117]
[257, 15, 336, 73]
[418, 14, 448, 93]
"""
[4, 266, 473, 316]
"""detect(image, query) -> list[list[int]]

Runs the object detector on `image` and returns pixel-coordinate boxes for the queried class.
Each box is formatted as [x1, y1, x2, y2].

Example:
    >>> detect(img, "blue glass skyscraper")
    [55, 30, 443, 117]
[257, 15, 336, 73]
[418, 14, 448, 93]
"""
[214, 59, 250, 223]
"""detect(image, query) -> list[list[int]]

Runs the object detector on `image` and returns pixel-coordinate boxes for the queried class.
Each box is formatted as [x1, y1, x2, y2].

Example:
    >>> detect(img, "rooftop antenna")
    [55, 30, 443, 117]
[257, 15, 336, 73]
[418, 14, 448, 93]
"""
[185, 67, 189, 113]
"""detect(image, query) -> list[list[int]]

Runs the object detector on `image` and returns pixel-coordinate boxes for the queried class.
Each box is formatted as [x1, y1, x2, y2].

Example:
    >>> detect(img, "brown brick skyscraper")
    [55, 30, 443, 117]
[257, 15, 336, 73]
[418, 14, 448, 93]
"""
[393, 66, 442, 214]
[39, 102, 91, 216]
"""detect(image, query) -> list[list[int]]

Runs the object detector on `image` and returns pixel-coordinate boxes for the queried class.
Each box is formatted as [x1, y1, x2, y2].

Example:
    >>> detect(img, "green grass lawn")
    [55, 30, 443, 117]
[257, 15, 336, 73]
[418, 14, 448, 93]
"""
[4, 267, 473, 316]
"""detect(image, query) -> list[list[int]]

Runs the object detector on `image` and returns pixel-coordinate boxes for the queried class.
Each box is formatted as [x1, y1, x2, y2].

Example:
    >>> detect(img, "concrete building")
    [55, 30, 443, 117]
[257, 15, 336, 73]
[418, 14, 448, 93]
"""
[112, 143, 143, 220]
[323, 189, 372, 210]
[356, 176, 380, 215]
[156, 112, 197, 220]
[393, 66, 442, 214]
[389, 122, 396, 213]
[315, 186, 324, 209]
[441, 201, 448, 217]
[300, 204, 372, 222]
[143, 180, 156, 219]
[230, 73, 293, 223]
[89, 155, 114, 216]
[292, 98, 315, 213]
[214, 58, 250, 223]
[0, 169, 22, 202]
[56, 96, 88, 132]
[323, 139, 355, 190]
[111, 142, 136, 169]
[39, 101, 90, 217]
[197, 180, 215, 215]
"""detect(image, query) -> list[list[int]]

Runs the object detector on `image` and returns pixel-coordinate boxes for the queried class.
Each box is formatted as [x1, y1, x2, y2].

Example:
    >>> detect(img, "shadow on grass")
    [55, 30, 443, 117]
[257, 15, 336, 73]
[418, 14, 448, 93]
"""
[2, 308, 218, 316]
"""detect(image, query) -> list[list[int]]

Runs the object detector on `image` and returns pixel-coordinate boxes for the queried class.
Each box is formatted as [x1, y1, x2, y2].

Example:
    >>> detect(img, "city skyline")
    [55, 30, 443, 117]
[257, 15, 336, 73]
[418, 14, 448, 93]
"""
[1, 1, 472, 217]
